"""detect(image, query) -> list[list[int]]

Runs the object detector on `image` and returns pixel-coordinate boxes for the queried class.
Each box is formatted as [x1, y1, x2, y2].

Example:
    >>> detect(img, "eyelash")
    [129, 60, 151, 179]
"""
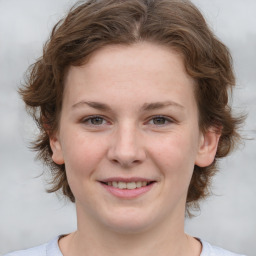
[147, 115, 174, 126]
[81, 115, 174, 127]
[81, 115, 108, 126]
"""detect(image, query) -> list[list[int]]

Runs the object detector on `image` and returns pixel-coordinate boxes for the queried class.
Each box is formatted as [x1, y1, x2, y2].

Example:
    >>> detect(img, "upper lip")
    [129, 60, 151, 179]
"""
[99, 177, 156, 183]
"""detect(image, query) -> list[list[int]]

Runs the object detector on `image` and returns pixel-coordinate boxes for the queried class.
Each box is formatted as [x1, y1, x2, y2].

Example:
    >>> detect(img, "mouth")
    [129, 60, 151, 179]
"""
[99, 178, 157, 198]
[100, 181, 156, 190]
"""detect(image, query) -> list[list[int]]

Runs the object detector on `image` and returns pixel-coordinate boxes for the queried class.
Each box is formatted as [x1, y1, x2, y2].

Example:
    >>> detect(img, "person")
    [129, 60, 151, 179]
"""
[5, 0, 246, 255]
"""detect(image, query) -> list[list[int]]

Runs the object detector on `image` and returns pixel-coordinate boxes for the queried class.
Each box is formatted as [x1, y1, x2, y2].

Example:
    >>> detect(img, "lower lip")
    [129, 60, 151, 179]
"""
[100, 182, 155, 199]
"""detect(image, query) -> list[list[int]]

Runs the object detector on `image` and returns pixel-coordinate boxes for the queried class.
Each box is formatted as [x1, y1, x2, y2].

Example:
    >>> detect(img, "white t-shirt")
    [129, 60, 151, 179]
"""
[4, 236, 246, 256]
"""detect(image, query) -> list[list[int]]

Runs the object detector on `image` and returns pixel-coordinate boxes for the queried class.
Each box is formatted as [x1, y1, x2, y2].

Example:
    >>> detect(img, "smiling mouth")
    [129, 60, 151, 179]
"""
[100, 181, 156, 190]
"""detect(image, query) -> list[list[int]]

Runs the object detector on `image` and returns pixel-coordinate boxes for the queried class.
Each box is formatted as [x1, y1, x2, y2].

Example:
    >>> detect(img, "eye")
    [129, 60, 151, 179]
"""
[148, 116, 173, 126]
[82, 116, 107, 126]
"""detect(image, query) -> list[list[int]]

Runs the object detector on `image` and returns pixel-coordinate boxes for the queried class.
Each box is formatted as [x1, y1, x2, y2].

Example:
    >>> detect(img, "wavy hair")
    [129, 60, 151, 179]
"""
[20, 0, 244, 215]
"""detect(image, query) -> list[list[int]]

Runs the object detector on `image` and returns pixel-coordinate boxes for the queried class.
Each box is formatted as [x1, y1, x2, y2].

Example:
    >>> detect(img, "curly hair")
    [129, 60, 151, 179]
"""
[20, 0, 244, 214]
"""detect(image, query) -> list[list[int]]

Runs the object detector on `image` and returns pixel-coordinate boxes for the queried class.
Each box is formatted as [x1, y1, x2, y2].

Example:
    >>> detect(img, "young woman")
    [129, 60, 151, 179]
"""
[5, 0, 246, 255]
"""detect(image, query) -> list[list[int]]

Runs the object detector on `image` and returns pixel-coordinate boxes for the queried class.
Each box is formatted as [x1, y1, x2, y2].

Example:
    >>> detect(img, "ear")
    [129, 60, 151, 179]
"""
[50, 134, 65, 165]
[195, 128, 221, 167]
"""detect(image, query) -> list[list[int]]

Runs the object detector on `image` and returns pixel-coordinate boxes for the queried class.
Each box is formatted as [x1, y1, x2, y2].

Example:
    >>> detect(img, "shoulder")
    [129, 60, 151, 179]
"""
[3, 236, 62, 256]
[3, 243, 47, 256]
[200, 239, 247, 256]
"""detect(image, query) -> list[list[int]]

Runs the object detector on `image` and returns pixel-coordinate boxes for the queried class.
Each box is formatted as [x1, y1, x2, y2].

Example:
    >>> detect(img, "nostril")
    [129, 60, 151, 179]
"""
[110, 158, 141, 168]
[107, 140, 146, 167]
[111, 159, 119, 164]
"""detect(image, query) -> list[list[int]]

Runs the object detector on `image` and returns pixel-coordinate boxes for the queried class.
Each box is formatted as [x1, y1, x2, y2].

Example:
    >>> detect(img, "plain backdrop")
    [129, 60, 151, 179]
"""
[0, 0, 255, 255]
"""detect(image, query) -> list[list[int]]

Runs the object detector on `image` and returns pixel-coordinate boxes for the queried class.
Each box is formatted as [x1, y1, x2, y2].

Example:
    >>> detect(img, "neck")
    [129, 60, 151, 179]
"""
[59, 205, 201, 256]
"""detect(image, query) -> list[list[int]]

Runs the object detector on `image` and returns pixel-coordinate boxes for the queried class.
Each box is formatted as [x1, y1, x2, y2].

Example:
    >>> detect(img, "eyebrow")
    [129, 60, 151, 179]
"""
[72, 101, 112, 111]
[72, 100, 184, 111]
[142, 101, 184, 111]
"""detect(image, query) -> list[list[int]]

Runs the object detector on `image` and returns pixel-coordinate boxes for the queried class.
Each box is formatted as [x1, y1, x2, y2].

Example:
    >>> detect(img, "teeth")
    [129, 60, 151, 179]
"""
[118, 182, 127, 189]
[127, 182, 136, 189]
[106, 181, 151, 189]
[136, 181, 142, 188]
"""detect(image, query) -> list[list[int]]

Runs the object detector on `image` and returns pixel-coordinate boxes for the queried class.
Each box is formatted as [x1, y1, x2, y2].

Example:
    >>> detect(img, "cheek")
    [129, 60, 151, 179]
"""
[148, 132, 198, 179]
[153, 135, 198, 204]
[61, 130, 107, 178]
[62, 132, 109, 201]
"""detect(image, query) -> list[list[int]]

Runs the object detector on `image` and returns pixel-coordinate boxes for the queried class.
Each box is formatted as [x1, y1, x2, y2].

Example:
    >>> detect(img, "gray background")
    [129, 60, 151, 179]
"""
[0, 0, 255, 255]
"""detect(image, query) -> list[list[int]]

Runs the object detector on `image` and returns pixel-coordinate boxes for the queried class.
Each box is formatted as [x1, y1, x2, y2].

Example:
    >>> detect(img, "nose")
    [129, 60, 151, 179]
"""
[107, 123, 146, 168]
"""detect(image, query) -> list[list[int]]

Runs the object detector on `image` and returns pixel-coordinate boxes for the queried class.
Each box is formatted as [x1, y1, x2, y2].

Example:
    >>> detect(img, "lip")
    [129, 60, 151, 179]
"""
[99, 177, 155, 183]
[99, 178, 156, 199]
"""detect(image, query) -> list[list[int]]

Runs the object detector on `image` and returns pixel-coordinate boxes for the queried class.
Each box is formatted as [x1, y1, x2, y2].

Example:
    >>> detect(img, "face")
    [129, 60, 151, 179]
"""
[50, 42, 218, 234]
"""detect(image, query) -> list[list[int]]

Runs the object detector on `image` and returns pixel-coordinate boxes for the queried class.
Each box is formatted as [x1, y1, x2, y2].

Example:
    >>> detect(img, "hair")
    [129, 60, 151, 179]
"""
[20, 0, 244, 215]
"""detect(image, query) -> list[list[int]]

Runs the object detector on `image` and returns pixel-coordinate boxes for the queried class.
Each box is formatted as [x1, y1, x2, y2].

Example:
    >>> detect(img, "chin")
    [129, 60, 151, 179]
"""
[100, 207, 159, 234]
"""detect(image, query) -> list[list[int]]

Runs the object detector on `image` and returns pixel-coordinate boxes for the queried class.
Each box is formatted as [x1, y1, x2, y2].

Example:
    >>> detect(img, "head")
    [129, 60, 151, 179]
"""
[21, 0, 243, 215]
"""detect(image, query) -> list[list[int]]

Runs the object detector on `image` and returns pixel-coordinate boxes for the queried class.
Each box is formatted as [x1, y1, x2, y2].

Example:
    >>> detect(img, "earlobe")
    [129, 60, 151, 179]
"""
[195, 128, 221, 167]
[50, 135, 64, 165]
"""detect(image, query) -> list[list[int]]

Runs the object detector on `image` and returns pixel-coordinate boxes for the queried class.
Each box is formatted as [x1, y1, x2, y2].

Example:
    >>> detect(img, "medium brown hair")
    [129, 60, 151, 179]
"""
[20, 0, 243, 214]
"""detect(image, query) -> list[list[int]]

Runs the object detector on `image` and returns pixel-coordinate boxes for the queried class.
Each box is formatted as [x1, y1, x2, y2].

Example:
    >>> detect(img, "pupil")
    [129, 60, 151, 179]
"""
[92, 117, 103, 125]
[153, 117, 165, 125]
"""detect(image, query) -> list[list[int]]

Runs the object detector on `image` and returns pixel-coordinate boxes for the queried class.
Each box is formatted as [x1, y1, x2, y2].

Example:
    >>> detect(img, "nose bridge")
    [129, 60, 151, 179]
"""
[108, 120, 145, 167]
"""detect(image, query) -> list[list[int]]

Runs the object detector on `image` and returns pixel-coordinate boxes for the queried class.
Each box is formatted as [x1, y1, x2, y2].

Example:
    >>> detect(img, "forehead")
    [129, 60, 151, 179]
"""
[76, 42, 190, 83]
[63, 42, 196, 111]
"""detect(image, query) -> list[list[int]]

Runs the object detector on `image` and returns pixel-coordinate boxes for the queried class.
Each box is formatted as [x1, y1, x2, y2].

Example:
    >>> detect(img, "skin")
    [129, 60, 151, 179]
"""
[50, 42, 220, 256]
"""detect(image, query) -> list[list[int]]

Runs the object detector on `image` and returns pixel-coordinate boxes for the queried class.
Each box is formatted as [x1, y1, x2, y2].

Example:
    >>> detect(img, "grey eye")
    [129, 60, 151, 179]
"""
[90, 117, 104, 125]
[152, 117, 168, 125]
